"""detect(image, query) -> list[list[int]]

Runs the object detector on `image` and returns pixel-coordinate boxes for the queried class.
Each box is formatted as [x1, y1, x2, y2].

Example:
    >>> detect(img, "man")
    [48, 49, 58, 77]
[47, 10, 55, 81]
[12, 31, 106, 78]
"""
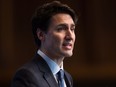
[11, 1, 78, 87]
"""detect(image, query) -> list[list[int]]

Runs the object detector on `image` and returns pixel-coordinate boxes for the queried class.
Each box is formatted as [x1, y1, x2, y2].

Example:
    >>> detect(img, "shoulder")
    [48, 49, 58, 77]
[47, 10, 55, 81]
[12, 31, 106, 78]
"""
[13, 53, 48, 78]
[11, 54, 47, 87]
[11, 66, 39, 87]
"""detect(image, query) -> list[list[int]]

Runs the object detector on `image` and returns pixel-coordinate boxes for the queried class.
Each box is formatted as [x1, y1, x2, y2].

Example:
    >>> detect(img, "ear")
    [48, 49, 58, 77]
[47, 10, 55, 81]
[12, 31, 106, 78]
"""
[36, 28, 45, 41]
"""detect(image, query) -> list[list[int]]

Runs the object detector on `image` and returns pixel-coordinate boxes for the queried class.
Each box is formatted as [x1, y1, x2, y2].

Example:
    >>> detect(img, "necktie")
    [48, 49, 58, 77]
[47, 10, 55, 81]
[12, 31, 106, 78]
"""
[57, 69, 65, 87]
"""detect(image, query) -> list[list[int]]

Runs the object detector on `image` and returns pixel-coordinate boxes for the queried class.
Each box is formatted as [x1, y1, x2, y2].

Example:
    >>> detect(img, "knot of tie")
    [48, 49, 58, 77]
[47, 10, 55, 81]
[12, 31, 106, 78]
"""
[58, 69, 64, 80]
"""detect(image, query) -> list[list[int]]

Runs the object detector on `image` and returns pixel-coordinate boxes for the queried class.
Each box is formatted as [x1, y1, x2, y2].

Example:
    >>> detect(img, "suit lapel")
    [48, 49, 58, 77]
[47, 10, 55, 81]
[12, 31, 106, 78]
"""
[33, 54, 58, 87]
[43, 72, 59, 87]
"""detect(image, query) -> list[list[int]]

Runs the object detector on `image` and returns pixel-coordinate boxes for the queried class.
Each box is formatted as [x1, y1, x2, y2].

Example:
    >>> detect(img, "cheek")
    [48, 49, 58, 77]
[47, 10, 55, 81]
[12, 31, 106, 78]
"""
[51, 34, 63, 46]
[53, 36, 62, 44]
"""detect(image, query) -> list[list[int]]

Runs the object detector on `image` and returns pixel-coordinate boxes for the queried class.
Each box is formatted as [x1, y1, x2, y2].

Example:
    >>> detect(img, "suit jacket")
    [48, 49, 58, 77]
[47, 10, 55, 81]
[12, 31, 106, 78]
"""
[11, 54, 73, 87]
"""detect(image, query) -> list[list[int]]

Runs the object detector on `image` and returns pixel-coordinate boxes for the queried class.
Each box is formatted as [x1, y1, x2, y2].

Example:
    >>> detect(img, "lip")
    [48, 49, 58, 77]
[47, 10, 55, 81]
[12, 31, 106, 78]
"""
[62, 43, 72, 50]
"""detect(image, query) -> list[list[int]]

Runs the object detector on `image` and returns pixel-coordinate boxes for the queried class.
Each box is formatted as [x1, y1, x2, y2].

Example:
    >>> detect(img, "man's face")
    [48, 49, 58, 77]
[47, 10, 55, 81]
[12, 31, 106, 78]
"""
[41, 13, 76, 59]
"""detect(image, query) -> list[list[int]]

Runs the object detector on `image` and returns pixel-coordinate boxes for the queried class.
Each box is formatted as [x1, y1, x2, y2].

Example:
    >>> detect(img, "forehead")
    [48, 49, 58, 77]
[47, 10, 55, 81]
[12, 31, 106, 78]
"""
[50, 13, 75, 25]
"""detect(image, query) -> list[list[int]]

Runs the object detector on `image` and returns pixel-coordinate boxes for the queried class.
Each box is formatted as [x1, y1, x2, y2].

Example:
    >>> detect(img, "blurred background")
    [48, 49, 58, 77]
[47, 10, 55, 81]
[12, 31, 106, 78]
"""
[0, 0, 116, 87]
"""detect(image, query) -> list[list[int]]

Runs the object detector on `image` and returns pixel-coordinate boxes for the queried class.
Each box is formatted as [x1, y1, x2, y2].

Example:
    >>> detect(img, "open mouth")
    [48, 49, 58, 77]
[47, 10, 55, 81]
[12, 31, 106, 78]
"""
[62, 43, 72, 50]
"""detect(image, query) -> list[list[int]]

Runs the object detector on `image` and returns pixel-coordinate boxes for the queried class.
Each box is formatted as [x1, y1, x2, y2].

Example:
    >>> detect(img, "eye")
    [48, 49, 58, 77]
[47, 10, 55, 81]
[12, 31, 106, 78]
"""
[57, 26, 67, 32]
[70, 24, 75, 31]
[71, 27, 75, 32]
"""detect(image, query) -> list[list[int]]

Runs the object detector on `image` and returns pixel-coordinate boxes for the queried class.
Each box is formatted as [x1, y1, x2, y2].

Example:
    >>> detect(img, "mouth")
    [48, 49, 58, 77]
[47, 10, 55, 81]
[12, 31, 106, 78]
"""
[62, 43, 72, 50]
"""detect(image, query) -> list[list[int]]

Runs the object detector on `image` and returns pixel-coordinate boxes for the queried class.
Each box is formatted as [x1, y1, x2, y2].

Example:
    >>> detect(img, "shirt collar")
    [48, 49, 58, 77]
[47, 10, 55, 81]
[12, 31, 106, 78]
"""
[37, 50, 63, 75]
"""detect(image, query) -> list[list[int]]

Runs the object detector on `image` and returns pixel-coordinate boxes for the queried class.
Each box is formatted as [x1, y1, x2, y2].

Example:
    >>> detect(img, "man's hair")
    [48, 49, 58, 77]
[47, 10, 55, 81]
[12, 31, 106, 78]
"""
[32, 1, 78, 47]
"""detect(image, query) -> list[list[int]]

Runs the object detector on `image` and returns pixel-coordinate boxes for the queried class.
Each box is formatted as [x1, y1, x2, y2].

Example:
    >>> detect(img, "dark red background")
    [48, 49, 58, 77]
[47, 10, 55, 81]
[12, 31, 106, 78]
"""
[0, 0, 116, 86]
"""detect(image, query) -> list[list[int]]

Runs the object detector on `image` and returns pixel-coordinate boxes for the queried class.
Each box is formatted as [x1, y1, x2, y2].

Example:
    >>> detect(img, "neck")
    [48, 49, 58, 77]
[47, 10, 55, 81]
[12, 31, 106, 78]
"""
[52, 58, 64, 68]
[39, 48, 64, 67]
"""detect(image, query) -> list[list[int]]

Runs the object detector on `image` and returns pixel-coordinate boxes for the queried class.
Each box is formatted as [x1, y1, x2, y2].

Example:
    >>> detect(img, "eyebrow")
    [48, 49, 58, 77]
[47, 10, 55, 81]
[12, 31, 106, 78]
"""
[57, 23, 75, 27]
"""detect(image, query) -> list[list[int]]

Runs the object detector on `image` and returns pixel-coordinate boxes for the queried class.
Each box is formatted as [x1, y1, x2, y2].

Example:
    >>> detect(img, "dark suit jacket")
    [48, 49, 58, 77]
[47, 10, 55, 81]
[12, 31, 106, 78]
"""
[11, 54, 73, 87]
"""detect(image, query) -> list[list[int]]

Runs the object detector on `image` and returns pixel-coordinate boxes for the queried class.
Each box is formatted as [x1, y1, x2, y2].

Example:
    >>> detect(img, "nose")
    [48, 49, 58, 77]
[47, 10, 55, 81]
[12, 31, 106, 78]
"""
[65, 29, 74, 40]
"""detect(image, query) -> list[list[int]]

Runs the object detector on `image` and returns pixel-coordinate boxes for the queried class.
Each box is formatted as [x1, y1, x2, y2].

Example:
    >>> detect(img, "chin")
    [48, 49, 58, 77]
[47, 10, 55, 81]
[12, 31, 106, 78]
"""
[63, 51, 73, 57]
[65, 54, 73, 57]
